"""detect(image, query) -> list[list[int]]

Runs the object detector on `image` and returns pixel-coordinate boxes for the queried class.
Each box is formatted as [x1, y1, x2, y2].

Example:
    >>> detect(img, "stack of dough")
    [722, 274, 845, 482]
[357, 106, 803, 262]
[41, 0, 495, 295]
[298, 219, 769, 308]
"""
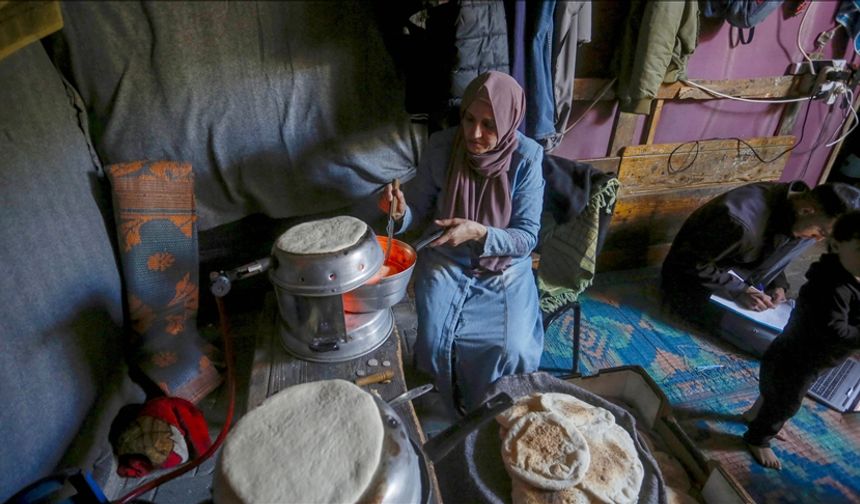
[213, 379, 383, 504]
[497, 392, 645, 504]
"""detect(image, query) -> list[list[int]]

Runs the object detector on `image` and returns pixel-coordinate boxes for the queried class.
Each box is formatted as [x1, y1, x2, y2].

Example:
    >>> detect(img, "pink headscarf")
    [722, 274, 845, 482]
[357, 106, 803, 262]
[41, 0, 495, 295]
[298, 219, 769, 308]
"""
[441, 71, 526, 273]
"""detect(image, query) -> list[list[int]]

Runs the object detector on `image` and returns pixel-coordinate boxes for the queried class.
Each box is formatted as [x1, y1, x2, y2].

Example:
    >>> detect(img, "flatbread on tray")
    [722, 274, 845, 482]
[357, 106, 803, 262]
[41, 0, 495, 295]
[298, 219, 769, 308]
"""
[577, 419, 645, 504]
[511, 477, 593, 504]
[502, 411, 592, 490]
[498, 392, 644, 504]
[436, 372, 665, 504]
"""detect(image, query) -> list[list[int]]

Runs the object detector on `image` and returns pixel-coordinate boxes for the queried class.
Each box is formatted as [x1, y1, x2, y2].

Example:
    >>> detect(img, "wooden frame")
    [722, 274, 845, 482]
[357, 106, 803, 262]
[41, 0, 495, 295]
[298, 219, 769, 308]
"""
[571, 75, 817, 271]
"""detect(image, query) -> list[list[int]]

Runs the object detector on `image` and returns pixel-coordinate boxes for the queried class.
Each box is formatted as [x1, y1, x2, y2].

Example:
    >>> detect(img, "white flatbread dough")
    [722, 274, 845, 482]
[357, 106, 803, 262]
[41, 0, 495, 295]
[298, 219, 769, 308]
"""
[276, 215, 367, 254]
[576, 420, 645, 504]
[213, 379, 383, 504]
[502, 411, 592, 491]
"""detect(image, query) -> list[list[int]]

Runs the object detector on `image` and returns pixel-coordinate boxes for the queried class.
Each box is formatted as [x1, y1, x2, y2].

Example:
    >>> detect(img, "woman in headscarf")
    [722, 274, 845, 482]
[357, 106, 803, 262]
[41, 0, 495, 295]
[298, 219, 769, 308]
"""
[379, 71, 545, 414]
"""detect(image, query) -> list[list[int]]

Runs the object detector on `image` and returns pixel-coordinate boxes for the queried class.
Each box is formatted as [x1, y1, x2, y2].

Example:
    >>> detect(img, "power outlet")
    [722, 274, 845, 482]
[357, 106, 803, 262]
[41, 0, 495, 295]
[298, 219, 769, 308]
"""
[813, 65, 851, 103]
[787, 59, 847, 76]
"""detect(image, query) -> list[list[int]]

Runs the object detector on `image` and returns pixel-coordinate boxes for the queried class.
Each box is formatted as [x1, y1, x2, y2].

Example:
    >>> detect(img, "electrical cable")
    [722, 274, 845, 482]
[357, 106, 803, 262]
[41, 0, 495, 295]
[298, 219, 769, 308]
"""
[667, 95, 815, 174]
[680, 79, 813, 104]
[113, 297, 236, 504]
[826, 88, 859, 148]
[563, 77, 617, 135]
[796, 1, 816, 75]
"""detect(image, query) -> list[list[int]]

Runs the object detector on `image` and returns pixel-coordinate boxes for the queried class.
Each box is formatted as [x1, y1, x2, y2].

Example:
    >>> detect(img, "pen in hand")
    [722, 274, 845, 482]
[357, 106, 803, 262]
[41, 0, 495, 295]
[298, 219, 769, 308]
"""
[727, 270, 764, 295]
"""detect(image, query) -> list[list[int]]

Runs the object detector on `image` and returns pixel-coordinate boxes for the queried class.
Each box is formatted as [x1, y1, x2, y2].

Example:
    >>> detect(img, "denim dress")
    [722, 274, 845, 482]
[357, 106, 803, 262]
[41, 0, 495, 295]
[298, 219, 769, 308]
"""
[400, 127, 545, 412]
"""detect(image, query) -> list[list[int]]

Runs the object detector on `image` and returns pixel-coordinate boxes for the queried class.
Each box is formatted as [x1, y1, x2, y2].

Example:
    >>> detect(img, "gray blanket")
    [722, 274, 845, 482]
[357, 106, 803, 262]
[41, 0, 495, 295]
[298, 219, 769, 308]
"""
[435, 372, 666, 504]
[53, 1, 424, 230]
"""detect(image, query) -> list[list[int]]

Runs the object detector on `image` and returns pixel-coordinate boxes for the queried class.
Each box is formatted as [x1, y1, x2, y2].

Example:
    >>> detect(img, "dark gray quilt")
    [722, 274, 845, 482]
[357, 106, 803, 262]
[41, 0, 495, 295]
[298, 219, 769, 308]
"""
[0, 42, 143, 501]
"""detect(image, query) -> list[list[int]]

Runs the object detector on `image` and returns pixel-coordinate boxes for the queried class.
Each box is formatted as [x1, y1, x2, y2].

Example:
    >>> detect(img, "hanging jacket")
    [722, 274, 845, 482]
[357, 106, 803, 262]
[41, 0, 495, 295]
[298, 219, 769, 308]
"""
[614, 0, 699, 115]
[546, 0, 592, 151]
[448, 0, 510, 107]
[377, 0, 508, 129]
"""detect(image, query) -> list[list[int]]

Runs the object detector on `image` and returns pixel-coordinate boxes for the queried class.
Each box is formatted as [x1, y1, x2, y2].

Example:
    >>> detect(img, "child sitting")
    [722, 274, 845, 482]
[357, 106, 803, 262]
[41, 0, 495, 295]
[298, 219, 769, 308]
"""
[743, 210, 860, 470]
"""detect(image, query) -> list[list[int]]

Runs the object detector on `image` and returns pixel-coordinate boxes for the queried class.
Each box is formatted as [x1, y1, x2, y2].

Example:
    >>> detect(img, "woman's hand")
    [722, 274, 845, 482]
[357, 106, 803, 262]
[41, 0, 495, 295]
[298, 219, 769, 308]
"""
[432, 218, 488, 247]
[377, 182, 406, 220]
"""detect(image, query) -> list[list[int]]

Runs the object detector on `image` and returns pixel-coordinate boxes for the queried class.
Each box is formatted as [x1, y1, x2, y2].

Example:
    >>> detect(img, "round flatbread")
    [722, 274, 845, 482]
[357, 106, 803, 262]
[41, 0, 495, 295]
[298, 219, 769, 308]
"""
[653, 451, 691, 491]
[666, 485, 699, 504]
[576, 420, 644, 504]
[213, 379, 383, 504]
[502, 411, 592, 491]
[511, 476, 592, 504]
[276, 215, 367, 254]
[538, 392, 616, 429]
[496, 393, 544, 430]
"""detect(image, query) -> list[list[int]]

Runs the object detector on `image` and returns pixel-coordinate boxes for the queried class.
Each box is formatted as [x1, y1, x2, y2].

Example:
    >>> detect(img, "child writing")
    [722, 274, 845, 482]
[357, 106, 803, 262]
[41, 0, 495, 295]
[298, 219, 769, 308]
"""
[743, 210, 860, 470]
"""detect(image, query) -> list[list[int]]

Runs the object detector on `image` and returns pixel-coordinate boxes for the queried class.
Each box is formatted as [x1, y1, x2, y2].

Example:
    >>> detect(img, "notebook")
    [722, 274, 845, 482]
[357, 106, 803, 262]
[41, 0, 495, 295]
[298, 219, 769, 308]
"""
[708, 293, 794, 332]
[807, 355, 860, 413]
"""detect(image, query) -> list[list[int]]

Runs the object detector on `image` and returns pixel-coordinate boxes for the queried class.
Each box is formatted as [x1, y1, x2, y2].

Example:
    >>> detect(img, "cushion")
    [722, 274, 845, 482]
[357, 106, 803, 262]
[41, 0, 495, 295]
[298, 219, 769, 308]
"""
[0, 43, 141, 501]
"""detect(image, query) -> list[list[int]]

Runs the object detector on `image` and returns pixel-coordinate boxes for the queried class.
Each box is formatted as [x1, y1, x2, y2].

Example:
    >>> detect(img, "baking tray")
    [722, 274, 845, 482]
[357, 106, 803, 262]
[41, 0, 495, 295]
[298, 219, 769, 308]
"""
[566, 366, 755, 504]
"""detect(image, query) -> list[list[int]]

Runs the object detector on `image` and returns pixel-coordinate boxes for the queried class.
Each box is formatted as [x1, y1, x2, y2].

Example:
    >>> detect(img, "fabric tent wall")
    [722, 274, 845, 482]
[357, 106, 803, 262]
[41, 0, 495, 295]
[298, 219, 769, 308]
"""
[552, 1, 859, 187]
[52, 1, 425, 231]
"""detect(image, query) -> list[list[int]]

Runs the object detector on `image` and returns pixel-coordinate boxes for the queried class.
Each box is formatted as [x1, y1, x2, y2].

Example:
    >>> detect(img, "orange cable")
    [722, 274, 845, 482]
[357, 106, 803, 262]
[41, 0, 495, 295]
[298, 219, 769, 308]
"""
[114, 297, 236, 504]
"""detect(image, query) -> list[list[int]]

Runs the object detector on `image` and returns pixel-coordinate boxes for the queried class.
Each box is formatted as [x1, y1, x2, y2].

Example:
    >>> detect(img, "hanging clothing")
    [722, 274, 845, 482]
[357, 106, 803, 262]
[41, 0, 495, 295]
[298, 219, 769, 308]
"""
[614, 0, 699, 115]
[400, 127, 545, 412]
[524, 0, 557, 144]
[836, 0, 860, 56]
[449, 0, 510, 112]
[0, 0, 63, 62]
[545, 0, 592, 152]
[504, 0, 528, 133]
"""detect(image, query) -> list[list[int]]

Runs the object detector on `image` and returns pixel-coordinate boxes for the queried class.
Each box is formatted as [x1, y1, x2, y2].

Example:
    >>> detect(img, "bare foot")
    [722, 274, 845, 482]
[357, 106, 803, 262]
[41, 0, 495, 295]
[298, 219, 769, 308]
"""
[746, 443, 782, 470]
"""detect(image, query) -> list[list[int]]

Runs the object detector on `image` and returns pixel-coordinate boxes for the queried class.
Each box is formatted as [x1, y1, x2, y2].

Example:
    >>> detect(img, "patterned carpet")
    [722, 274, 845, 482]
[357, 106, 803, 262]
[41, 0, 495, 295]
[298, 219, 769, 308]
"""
[539, 270, 860, 504]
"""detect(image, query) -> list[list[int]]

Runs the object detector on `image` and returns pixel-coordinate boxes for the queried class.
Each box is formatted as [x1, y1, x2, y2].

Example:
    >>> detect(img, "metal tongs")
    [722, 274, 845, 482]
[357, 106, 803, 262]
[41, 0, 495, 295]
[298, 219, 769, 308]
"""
[384, 178, 400, 263]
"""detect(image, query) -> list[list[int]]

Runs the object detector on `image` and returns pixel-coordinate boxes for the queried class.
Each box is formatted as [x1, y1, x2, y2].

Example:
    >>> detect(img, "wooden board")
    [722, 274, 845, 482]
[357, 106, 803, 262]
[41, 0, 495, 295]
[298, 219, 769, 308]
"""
[595, 136, 795, 271]
[572, 75, 810, 102]
[608, 111, 641, 157]
[597, 186, 735, 271]
[616, 136, 794, 195]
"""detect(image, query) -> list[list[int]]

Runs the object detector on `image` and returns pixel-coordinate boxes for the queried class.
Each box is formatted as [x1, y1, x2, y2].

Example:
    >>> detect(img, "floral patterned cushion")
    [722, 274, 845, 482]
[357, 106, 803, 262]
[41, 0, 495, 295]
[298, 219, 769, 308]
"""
[108, 160, 221, 403]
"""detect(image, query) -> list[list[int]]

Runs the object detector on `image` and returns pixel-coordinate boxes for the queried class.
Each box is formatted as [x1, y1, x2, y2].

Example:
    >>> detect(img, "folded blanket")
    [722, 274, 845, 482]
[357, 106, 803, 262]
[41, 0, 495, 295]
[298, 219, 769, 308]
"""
[538, 176, 620, 312]
[0, 1, 62, 62]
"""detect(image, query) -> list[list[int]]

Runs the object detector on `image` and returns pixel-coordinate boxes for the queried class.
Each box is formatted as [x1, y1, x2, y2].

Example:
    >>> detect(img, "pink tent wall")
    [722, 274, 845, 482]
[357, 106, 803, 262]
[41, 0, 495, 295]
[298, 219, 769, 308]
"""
[552, 1, 859, 186]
